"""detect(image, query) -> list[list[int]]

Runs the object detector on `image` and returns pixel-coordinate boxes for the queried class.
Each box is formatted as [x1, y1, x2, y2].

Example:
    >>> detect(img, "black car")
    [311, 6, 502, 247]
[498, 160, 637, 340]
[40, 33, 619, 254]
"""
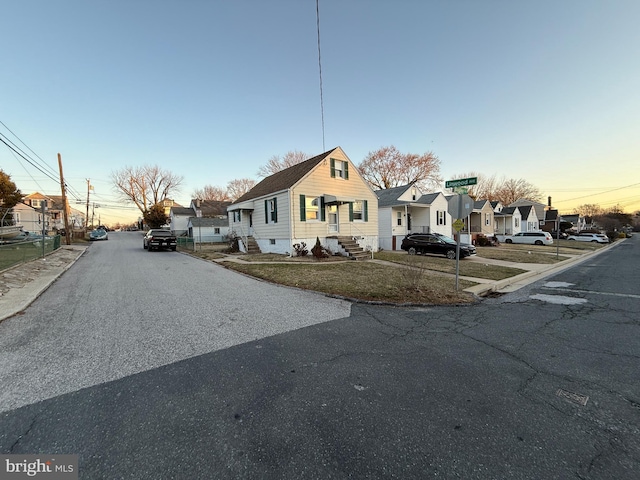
[400, 233, 476, 259]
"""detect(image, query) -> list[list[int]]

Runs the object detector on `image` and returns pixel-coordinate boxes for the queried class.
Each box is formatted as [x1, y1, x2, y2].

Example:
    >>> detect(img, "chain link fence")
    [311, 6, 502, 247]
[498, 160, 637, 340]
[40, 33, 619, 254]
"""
[0, 235, 62, 272]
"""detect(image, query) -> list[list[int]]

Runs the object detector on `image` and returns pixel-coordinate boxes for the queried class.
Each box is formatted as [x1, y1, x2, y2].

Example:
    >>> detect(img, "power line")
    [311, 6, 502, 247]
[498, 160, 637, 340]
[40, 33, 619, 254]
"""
[554, 182, 640, 204]
[0, 136, 60, 184]
[0, 121, 59, 178]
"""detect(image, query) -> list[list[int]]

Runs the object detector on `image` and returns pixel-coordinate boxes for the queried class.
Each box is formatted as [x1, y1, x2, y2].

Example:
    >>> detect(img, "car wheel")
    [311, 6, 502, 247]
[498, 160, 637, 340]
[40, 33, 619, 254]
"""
[171, 247, 176, 251]
[446, 249, 456, 259]
[535, 240, 543, 245]
[505, 239, 513, 244]
[591, 240, 598, 243]
[568, 238, 575, 241]
[408, 247, 416, 255]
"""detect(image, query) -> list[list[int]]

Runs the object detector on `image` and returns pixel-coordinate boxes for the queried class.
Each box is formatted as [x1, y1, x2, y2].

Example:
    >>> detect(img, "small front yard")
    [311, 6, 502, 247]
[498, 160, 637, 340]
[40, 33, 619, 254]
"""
[222, 260, 477, 305]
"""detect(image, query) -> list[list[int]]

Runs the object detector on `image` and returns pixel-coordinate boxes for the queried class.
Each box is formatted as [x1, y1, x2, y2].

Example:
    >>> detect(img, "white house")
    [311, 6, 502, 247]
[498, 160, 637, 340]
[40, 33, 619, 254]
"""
[227, 147, 379, 257]
[376, 184, 452, 250]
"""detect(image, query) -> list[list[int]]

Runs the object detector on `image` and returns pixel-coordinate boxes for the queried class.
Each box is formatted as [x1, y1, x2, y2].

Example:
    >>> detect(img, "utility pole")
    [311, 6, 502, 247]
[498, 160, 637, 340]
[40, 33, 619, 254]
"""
[58, 153, 72, 245]
[86, 179, 91, 232]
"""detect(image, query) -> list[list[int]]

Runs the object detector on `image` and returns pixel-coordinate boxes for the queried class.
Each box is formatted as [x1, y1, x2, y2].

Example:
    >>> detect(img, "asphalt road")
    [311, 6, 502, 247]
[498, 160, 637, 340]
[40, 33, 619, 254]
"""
[1, 232, 638, 479]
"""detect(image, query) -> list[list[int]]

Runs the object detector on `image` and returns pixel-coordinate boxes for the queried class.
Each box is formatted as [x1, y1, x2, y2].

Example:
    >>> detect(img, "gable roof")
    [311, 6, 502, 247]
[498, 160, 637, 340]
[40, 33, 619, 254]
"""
[189, 217, 229, 227]
[196, 200, 232, 217]
[171, 207, 194, 216]
[500, 206, 518, 215]
[415, 192, 441, 205]
[517, 205, 533, 218]
[231, 148, 339, 205]
[375, 185, 413, 207]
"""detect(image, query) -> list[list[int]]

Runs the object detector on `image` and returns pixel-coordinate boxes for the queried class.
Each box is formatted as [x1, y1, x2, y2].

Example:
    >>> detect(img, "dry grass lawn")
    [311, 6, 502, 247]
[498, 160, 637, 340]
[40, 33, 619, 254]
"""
[221, 261, 477, 305]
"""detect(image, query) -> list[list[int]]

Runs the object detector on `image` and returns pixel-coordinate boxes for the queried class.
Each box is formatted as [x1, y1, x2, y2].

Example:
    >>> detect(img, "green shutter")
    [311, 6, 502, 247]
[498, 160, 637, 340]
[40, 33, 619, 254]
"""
[300, 195, 306, 221]
[273, 198, 278, 223]
[264, 200, 268, 224]
[348, 202, 354, 222]
[344, 161, 349, 180]
[330, 158, 336, 178]
[364, 200, 368, 222]
[320, 196, 326, 222]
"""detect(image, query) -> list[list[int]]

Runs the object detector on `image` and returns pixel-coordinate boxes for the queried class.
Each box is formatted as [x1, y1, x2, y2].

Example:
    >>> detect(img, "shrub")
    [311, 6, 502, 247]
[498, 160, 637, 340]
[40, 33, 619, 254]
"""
[293, 242, 309, 257]
[311, 237, 329, 259]
[476, 235, 491, 247]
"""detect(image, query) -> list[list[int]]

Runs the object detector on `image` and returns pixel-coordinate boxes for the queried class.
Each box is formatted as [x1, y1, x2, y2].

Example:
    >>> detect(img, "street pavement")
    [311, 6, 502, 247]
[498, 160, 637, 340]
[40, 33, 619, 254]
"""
[1, 236, 635, 479]
[0, 239, 607, 322]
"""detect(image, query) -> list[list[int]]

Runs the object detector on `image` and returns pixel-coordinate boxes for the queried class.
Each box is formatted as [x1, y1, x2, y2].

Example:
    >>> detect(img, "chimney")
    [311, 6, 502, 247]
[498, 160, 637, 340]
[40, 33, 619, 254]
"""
[196, 199, 201, 208]
[548, 196, 552, 207]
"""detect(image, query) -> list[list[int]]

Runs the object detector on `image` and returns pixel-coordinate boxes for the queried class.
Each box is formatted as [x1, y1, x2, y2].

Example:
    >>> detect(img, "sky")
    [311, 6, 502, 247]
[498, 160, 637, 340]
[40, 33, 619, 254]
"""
[2, 0, 639, 226]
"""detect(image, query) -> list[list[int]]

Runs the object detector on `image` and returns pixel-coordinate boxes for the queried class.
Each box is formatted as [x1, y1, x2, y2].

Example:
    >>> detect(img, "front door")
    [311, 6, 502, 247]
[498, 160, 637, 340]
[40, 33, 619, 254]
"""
[328, 205, 338, 233]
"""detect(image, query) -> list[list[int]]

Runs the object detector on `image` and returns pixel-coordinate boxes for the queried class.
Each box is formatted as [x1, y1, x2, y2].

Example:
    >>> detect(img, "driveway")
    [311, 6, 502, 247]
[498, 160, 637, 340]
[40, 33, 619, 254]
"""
[0, 232, 351, 413]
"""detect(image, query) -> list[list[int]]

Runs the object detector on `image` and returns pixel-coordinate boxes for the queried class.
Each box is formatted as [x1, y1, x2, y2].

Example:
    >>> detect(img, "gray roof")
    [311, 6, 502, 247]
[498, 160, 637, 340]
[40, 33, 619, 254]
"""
[517, 205, 533, 218]
[375, 185, 412, 207]
[189, 217, 229, 227]
[231, 148, 339, 205]
[415, 192, 440, 205]
[171, 207, 194, 216]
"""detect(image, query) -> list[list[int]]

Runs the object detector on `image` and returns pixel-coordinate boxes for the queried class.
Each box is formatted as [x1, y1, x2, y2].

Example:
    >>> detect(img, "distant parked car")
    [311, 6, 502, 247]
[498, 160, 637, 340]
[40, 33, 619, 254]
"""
[567, 232, 609, 243]
[503, 231, 553, 246]
[550, 230, 568, 239]
[143, 229, 177, 251]
[89, 228, 108, 241]
[401, 233, 476, 259]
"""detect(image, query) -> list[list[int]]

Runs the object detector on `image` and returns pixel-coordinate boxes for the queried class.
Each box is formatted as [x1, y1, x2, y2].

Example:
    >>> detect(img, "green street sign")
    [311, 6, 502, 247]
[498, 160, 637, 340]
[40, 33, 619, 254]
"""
[445, 177, 478, 189]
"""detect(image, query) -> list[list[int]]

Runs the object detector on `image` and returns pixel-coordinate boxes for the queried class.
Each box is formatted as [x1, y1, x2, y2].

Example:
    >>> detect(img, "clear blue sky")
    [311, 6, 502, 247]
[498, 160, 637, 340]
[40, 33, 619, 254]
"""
[2, 0, 639, 225]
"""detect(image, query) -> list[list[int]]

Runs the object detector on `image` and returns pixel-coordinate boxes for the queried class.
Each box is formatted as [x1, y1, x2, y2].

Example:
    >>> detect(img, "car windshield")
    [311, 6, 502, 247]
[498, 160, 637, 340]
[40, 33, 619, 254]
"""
[438, 235, 457, 245]
[151, 230, 172, 236]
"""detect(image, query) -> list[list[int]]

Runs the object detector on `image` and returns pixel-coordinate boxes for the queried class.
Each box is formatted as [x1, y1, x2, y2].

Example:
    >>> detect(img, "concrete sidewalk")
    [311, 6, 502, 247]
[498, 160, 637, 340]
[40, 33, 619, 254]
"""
[0, 245, 87, 322]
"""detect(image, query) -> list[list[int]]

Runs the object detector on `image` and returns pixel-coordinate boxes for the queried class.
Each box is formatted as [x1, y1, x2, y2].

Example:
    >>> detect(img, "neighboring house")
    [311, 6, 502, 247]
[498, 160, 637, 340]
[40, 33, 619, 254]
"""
[459, 200, 495, 242]
[509, 199, 546, 230]
[170, 199, 232, 236]
[20, 192, 84, 233]
[170, 206, 195, 235]
[493, 206, 522, 236]
[540, 209, 559, 233]
[227, 147, 378, 256]
[516, 205, 540, 232]
[561, 213, 587, 232]
[188, 217, 230, 243]
[376, 184, 452, 251]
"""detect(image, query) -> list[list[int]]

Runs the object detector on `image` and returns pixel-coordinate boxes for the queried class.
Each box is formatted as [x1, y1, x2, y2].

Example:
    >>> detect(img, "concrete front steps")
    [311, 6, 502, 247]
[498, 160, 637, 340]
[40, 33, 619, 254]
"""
[331, 236, 371, 260]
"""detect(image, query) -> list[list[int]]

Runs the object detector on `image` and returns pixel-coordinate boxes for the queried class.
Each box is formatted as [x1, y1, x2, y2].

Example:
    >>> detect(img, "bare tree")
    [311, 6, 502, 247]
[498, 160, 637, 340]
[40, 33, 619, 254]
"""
[574, 203, 603, 217]
[192, 185, 231, 202]
[227, 178, 256, 201]
[358, 146, 442, 190]
[495, 178, 542, 205]
[111, 165, 183, 215]
[257, 150, 310, 178]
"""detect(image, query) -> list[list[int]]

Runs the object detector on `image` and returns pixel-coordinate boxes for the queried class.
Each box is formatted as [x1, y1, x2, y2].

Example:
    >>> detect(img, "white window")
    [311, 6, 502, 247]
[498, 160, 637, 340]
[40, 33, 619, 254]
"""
[485, 213, 491, 226]
[31, 199, 42, 208]
[397, 211, 402, 226]
[437, 210, 446, 225]
[515, 218, 519, 228]
[265, 198, 277, 224]
[233, 211, 241, 222]
[214, 228, 220, 234]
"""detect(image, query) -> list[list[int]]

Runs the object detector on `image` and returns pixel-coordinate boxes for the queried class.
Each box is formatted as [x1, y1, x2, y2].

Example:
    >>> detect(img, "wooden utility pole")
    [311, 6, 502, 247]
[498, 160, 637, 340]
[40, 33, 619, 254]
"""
[58, 153, 72, 245]
[86, 179, 91, 231]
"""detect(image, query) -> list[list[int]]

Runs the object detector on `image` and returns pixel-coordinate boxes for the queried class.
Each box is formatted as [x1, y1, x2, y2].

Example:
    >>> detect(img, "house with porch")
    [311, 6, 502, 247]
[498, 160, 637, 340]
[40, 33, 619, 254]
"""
[227, 147, 378, 257]
[454, 199, 495, 243]
[376, 184, 452, 250]
[17, 192, 84, 233]
[493, 206, 522, 236]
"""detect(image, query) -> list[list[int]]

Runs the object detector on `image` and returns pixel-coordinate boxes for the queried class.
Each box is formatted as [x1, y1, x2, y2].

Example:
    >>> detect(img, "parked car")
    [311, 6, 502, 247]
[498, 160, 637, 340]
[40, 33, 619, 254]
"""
[89, 228, 108, 241]
[503, 231, 553, 246]
[566, 232, 609, 243]
[550, 230, 568, 239]
[143, 229, 177, 251]
[401, 233, 476, 259]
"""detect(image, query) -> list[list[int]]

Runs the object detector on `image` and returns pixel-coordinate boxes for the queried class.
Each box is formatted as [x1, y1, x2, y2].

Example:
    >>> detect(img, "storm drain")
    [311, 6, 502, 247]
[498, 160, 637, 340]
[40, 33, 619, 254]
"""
[556, 388, 589, 406]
